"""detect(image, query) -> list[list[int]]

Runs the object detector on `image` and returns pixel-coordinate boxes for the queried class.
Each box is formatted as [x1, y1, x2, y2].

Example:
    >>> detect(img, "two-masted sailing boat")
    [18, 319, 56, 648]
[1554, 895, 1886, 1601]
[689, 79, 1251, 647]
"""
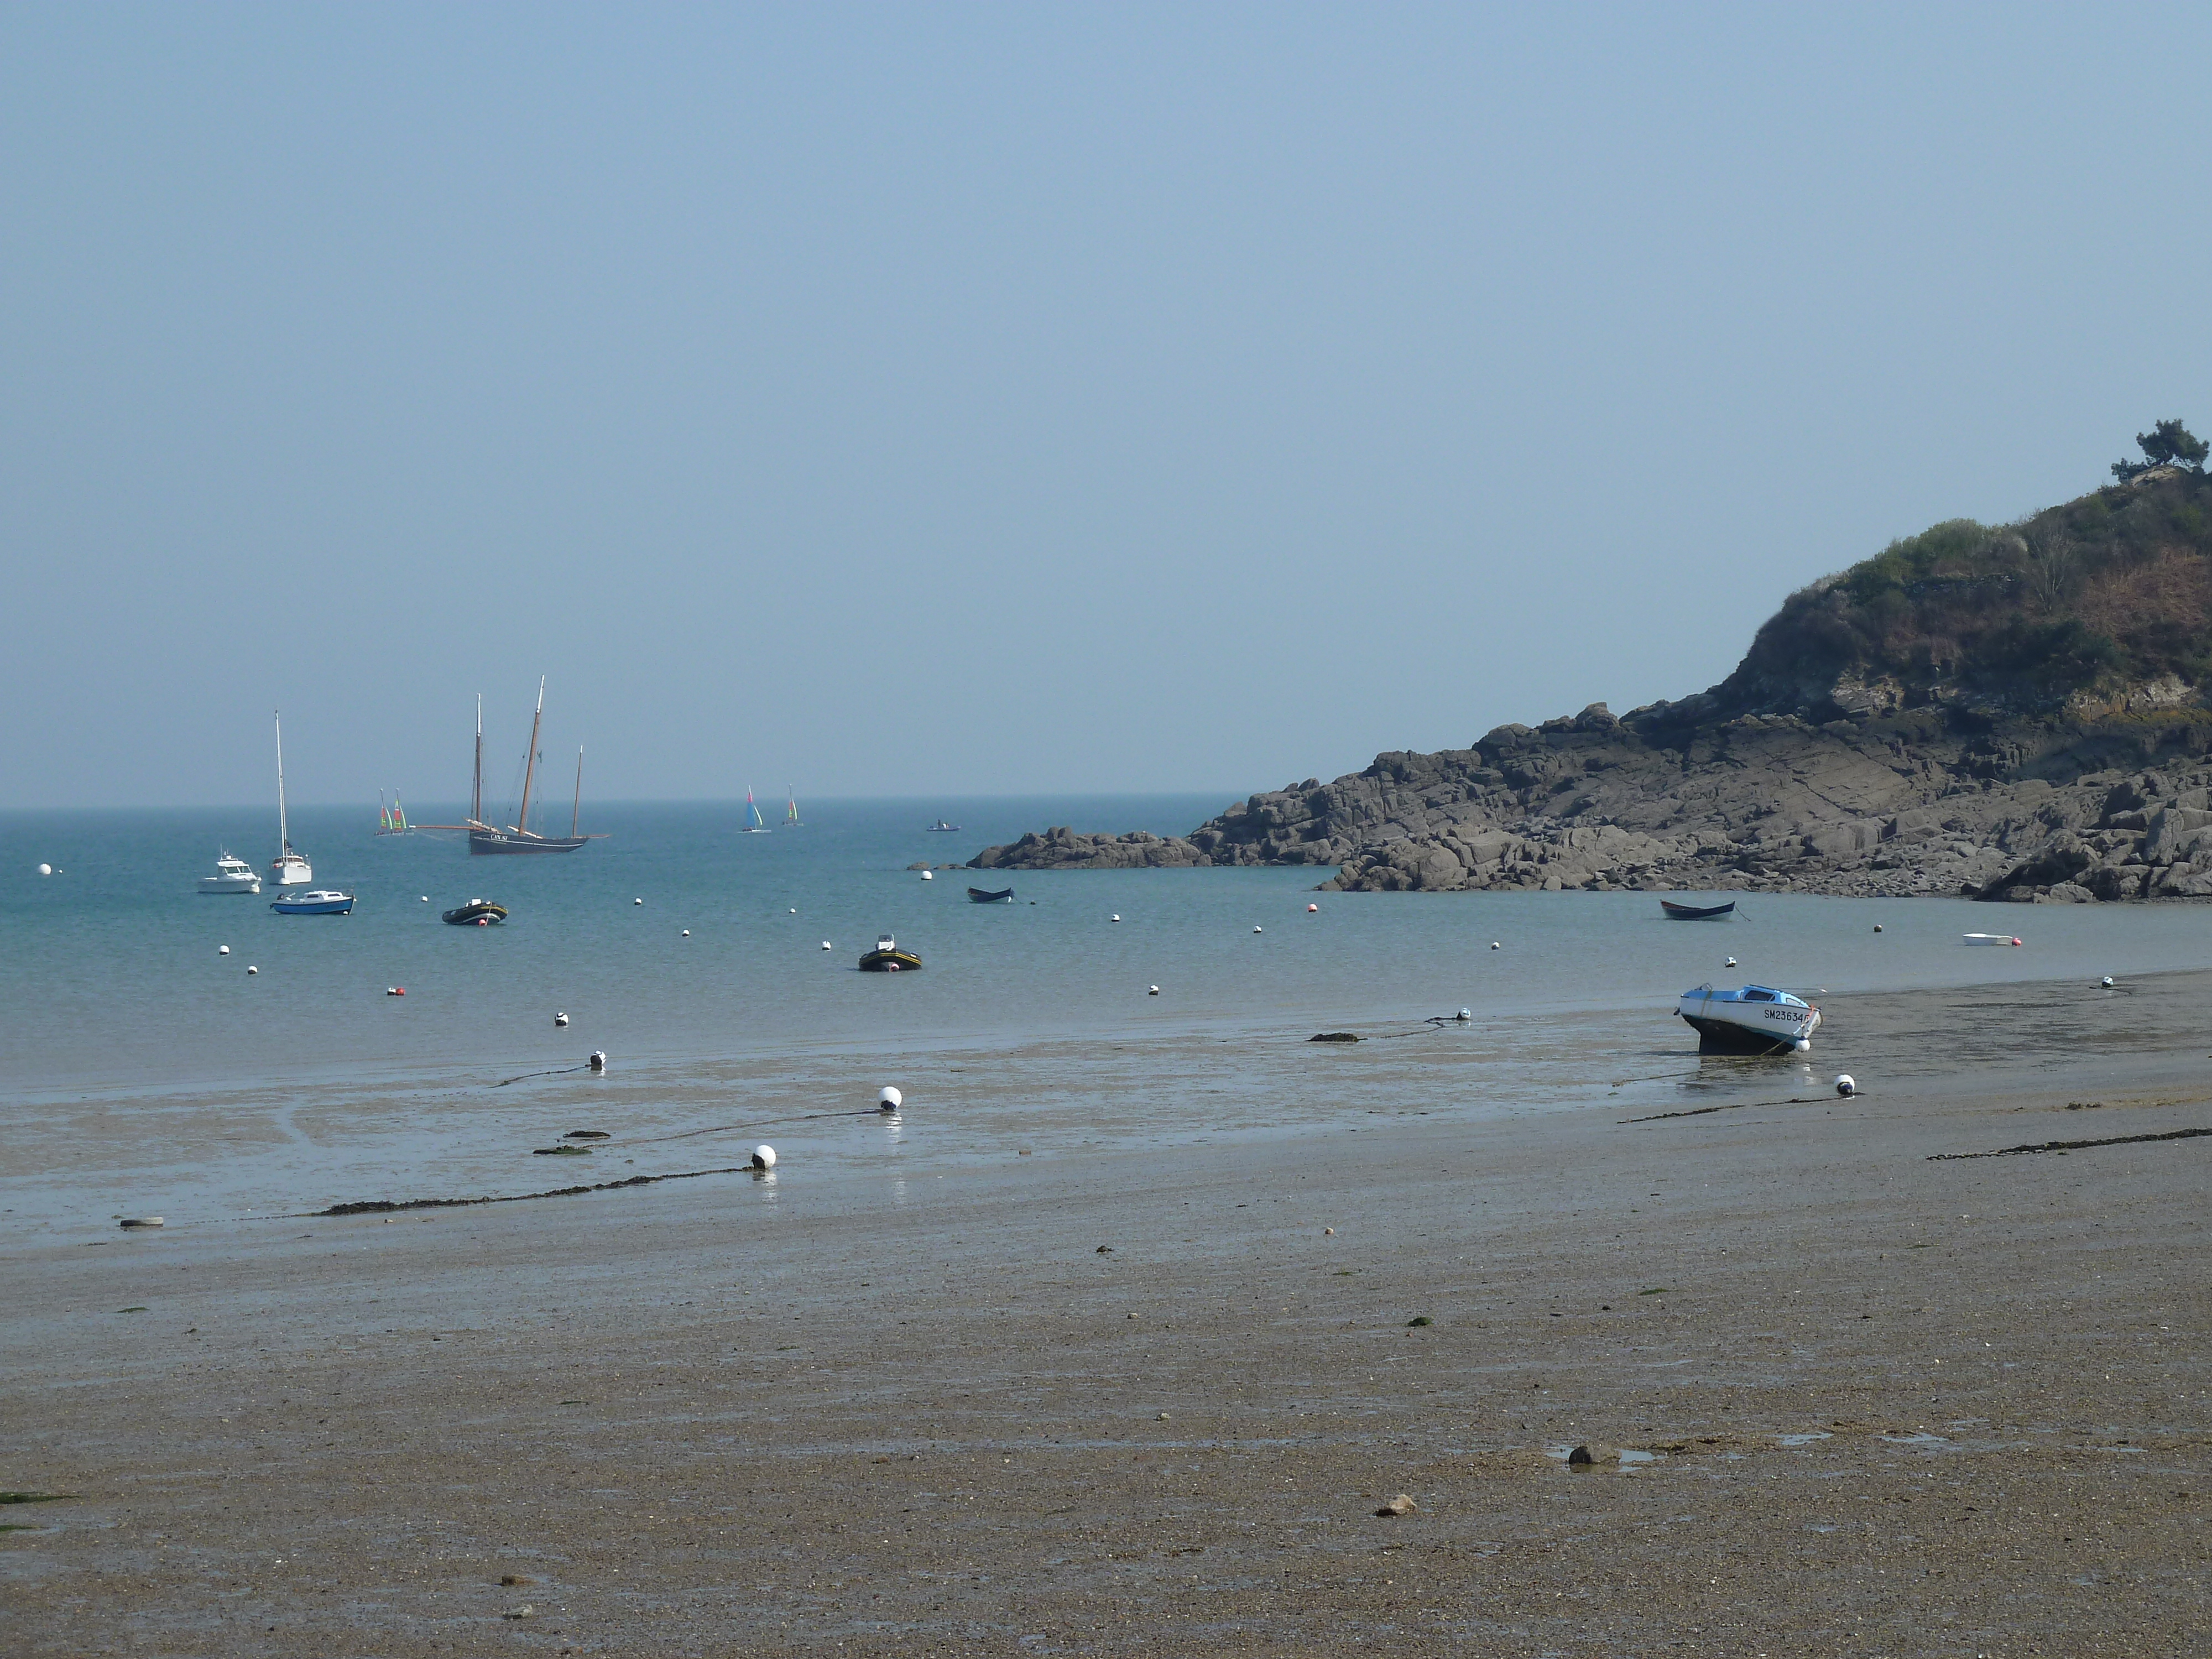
[270, 711, 312, 886]
[424, 681, 605, 855]
[738, 785, 770, 833]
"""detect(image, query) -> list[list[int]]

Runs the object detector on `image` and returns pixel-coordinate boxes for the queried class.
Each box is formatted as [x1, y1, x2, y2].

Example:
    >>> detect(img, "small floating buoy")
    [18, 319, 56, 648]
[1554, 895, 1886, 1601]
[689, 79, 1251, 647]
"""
[554, 1011, 569, 1027]
[1872, 923, 1883, 932]
[1307, 903, 1319, 912]
[750, 1144, 776, 1170]
[218, 945, 229, 956]
[921, 870, 933, 880]
[1725, 957, 1738, 968]
[2012, 937, 2023, 946]
[587, 1051, 607, 1072]
[1835, 1073, 1856, 1097]
[476, 916, 490, 926]
[246, 965, 258, 975]
[790, 908, 797, 914]
[1457, 1008, 1472, 1021]
[386, 986, 405, 997]
[2101, 975, 2115, 989]
[37, 863, 52, 875]
[119, 1217, 163, 1229]
[878, 1086, 902, 1113]
[1111, 914, 1120, 922]
[821, 940, 832, 950]
[681, 928, 691, 937]
[1148, 984, 1160, 995]
[1490, 941, 1501, 951]
[420, 895, 430, 902]
[1253, 925, 1265, 934]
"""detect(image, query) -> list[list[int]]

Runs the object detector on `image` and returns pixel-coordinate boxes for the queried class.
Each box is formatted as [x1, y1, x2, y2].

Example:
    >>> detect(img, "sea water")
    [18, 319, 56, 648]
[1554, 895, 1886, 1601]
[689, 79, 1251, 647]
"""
[6, 796, 2210, 1224]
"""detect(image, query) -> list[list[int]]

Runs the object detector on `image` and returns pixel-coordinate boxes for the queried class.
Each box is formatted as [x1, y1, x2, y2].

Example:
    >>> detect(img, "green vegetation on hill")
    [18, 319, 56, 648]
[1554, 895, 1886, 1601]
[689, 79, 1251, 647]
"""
[1730, 426, 2212, 712]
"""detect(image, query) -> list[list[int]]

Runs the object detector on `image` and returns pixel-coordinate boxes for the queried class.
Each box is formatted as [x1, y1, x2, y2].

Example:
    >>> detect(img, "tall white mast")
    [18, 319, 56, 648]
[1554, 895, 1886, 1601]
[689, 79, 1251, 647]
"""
[472, 693, 483, 827]
[274, 711, 290, 854]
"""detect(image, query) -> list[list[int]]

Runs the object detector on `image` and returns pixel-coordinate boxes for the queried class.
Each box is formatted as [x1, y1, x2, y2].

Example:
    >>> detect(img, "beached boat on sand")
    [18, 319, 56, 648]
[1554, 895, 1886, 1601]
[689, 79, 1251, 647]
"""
[1676, 983, 1820, 1053]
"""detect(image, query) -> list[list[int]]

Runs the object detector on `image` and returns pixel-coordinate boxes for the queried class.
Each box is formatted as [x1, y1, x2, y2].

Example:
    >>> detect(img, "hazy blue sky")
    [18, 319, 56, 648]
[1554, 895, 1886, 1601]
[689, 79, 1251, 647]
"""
[6, 4, 2210, 809]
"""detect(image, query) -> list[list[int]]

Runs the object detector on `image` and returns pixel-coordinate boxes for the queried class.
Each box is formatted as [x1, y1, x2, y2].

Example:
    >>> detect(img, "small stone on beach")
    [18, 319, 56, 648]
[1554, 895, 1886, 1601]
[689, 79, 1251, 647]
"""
[500, 1573, 536, 1587]
[1567, 1444, 1595, 1467]
[1375, 1494, 1416, 1517]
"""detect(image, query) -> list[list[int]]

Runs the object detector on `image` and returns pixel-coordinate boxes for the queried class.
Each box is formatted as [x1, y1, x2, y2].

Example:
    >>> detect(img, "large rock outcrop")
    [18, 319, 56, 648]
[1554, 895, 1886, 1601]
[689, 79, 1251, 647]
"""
[969, 827, 1211, 870]
[977, 464, 2212, 901]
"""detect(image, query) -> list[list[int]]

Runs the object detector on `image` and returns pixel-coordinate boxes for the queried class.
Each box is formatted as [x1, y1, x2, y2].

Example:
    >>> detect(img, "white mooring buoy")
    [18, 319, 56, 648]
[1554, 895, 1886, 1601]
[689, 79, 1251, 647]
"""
[790, 908, 797, 914]
[2101, 975, 2115, 989]
[1457, 1008, 1472, 1022]
[634, 898, 643, 905]
[218, 945, 229, 956]
[37, 863, 53, 876]
[1253, 925, 1264, 933]
[1148, 984, 1160, 996]
[681, 928, 691, 937]
[246, 965, 258, 975]
[1834, 1073, 1856, 1098]
[921, 870, 933, 881]
[750, 1144, 776, 1170]
[1725, 956, 1738, 968]
[555, 1011, 569, 1027]
[420, 895, 429, 902]
[821, 940, 833, 950]
[588, 1051, 607, 1071]
[1111, 914, 1120, 922]
[1307, 902, 1319, 912]
[1490, 941, 1501, 951]
[878, 1086, 902, 1113]
[1872, 922, 1883, 932]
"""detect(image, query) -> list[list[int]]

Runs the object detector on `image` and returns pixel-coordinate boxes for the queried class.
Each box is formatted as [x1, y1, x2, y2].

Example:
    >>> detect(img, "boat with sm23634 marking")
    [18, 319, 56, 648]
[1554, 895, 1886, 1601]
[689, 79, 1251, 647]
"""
[858, 933, 922, 971]
[442, 900, 507, 926]
[1676, 983, 1820, 1054]
[270, 889, 354, 916]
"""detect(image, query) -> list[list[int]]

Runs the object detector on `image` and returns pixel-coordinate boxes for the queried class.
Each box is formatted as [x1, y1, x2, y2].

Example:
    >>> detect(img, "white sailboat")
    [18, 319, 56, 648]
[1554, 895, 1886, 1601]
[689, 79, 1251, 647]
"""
[269, 711, 312, 887]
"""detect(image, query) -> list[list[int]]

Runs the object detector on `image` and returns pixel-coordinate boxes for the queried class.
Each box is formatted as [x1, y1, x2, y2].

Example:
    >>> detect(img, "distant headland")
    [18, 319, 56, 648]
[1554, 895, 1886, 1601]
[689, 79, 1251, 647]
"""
[973, 426, 2212, 904]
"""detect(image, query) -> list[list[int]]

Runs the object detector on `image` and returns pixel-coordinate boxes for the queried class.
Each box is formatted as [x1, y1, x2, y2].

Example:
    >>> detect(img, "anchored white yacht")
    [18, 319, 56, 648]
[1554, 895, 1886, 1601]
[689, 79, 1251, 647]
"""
[269, 711, 312, 886]
[197, 851, 262, 895]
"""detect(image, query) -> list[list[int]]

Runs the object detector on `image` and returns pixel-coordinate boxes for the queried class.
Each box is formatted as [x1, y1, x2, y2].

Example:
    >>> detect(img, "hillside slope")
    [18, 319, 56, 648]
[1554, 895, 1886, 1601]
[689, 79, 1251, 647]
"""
[975, 465, 2212, 902]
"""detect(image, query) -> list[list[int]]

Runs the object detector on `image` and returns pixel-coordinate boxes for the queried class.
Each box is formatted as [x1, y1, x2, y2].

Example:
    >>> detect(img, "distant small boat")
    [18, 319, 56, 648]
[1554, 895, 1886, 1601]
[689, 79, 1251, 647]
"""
[270, 889, 353, 916]
[198, 851, 262, 895]
[739, 785, 771, 833]
[1963, 932, 2022, 946]
[925, 820, 961, 832]
[442, 899, 508, 926]
[859, 932, 923, 971]
[968, 886, 1015, 903]
[1676, 983, 1819, 1053]
[375, 791, 412, 836]
[1661, 899, 1736, 920]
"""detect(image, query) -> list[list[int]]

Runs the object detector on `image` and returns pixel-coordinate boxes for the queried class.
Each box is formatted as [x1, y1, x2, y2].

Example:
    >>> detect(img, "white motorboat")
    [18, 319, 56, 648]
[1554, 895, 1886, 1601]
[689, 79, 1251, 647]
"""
[269, 711, 312, 886]
[1676, 983, 1821, 1054]
[1963, 932, 2021, 946]
[197, 851, 262, 895]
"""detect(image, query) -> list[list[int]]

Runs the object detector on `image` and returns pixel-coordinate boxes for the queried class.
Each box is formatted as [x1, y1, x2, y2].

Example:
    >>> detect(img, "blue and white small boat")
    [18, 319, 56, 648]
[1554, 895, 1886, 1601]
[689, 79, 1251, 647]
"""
[270, 889, 354, 916]
[1676, 983, 1819, 1053]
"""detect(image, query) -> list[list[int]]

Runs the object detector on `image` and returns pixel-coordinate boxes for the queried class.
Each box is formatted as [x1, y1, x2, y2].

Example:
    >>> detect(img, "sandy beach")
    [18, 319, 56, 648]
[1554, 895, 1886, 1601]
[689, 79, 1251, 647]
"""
[7, 973, 2211, 1656]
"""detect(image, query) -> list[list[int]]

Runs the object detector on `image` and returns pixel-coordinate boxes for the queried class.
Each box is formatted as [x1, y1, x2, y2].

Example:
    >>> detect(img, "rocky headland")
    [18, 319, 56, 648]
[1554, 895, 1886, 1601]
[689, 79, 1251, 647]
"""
[973, 454, 2212, 902]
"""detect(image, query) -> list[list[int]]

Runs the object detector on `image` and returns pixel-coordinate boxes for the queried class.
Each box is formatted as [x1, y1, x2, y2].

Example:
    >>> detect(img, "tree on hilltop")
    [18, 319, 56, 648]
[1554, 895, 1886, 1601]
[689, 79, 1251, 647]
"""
[2111, 418, 2209, 481]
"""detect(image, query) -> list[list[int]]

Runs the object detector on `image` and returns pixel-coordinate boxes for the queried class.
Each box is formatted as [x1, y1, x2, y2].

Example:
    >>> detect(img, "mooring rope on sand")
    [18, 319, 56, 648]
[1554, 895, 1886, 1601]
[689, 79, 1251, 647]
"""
[1929, 1124, 2212, 1161]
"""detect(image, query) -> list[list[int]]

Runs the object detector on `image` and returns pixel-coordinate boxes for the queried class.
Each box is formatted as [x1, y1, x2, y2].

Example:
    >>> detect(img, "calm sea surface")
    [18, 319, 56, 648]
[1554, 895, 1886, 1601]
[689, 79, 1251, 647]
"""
[7, 797, 2211, 1229]
[4, 795, 2211, 1096]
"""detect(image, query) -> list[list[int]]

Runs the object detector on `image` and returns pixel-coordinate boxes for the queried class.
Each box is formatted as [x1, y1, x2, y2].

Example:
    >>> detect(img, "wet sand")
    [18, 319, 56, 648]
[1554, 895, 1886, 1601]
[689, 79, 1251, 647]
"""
[7, 974, 2212, 1655]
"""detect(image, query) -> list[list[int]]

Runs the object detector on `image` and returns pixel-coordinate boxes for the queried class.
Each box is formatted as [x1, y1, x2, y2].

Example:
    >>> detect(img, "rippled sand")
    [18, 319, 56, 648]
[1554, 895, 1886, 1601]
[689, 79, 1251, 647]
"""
[7, 973, 2210, 1653]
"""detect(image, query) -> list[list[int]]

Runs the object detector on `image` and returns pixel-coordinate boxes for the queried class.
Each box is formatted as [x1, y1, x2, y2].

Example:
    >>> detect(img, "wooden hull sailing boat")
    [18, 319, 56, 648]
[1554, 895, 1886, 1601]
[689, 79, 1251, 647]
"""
[420, 684, 605, 854]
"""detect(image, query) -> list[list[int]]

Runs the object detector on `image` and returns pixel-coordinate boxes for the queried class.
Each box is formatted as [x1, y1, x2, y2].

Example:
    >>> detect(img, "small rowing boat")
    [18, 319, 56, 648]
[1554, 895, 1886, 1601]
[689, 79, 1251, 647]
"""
[967, 886, 1015, 903]
[1661, 899, 1736, 920]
